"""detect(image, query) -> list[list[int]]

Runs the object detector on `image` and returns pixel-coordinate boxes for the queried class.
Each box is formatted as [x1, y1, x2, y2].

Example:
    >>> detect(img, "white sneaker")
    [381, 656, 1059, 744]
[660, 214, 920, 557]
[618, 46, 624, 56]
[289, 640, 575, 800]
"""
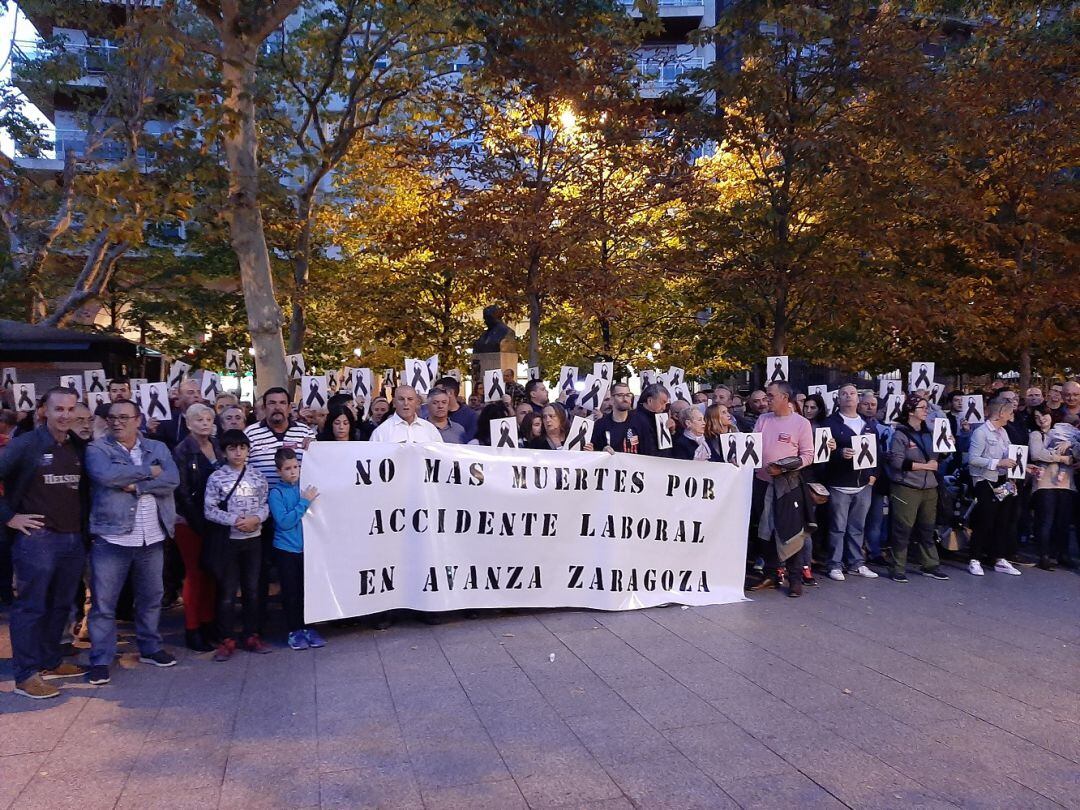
[828, 569, 846, 581]
[850, 565, 879, 579]
[968, 560, 985, 576]
[994, 559, 1021, 576]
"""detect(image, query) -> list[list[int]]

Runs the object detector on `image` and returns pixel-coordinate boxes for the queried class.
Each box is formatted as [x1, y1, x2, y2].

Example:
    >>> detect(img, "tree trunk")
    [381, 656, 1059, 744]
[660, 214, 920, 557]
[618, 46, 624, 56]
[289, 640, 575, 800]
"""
[220, 41, 288, 393]
[287, 188, 316, 354]
[1019, 347, 1031, 392]
[771, 283, 788, 355]
[526, 248, 542, 369]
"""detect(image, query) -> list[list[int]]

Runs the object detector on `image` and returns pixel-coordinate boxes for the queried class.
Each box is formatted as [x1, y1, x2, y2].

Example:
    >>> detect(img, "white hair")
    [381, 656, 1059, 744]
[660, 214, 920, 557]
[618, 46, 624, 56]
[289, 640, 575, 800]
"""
[184, 402, 216, 425]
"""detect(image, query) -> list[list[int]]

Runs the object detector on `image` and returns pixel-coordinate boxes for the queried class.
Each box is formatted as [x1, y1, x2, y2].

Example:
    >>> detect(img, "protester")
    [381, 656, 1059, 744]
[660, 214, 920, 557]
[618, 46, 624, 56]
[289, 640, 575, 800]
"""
[673, 407, 720, 461]
[214, 392, 239, 414]
[528, 403, 570, 450]
[369, 396, 391, 425]
[317, 404, 357, 442]
[737, 389, 768, 432]
[172, 402, 222, 652]
[204, 429, 271, 660]
[433, 377, 477, 441]
[219, 403, 246, 433]
[1, 388, 88, 699]
[85, 399, 180, 685]
[502, 369, 526, 403]
[473, 402, 512, 446]
[858, 391, 891, 565]
[967, 397, 1022, 576]
[519, 411, 543, 444]
[1056, 381, 1080, 425]
[591, 382, 635, 452]
[523, 379, 549, 415]
[426, 389, 467, 444]
[1046, 383, 1064, 411]
[702, 403, 738, 460]
[152, 378, 204, 449]
[1028, 404, 1076, 570]
[371, 386, 443, 443]
[818, 384, 880, 580]
[244, 387, 317, 487]
[268, 447, 324, 650]
[801, 394, 826, 425]
[627, 384, 674, 458]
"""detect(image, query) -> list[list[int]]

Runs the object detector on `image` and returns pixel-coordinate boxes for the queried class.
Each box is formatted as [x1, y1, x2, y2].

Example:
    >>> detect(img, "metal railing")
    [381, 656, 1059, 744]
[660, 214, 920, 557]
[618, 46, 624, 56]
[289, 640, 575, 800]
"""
[636, 57, 704, 88]
[12, 39, 120, 75]
[14, 129, 144, 163]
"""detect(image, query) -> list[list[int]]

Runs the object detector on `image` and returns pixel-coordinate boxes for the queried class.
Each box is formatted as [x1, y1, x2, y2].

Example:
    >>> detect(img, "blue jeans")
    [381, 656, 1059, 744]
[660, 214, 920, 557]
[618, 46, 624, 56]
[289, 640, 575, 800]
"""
[827, 486, 872, 571]
[9, 529, 85, 683]
[864, 491, 889, 557]
[89, 538, 164, 666]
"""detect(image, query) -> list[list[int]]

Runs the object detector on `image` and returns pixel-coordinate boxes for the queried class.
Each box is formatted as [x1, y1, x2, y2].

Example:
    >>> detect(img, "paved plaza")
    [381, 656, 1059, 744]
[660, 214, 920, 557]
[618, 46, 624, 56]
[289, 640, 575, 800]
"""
[1, 563, 1078, 809]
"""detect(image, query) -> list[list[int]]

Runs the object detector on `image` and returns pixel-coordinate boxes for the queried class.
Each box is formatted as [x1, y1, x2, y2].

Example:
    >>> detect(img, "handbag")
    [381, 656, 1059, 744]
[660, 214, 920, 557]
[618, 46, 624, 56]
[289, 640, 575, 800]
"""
[199, 465, 246, 582]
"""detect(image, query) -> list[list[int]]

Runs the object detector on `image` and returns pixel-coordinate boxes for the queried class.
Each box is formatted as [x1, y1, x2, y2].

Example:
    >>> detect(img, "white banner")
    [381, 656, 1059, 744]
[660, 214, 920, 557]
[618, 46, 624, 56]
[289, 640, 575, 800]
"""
[300, 442, 753, 622]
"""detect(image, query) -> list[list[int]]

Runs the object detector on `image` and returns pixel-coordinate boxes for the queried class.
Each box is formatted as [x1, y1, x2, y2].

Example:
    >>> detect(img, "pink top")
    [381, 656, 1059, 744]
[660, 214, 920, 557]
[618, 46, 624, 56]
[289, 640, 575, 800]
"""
[753, 411, 815, 481]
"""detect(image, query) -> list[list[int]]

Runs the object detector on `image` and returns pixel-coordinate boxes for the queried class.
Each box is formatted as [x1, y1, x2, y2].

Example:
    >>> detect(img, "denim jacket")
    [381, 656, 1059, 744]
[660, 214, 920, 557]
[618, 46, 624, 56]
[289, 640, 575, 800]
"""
[85, 434, 180, 537]
[968, 421, 1010, 485]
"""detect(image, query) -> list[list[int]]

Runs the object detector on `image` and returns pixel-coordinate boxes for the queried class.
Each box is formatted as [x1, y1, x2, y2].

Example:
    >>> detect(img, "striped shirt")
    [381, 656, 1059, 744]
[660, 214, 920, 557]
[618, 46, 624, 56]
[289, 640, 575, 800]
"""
[100, 440, 166, 548]
[244, 420, 317, 486]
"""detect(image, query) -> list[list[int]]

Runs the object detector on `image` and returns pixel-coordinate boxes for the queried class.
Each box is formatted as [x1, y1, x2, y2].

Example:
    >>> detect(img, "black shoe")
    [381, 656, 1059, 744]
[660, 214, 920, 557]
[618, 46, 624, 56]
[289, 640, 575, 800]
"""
[199, 622, 221, 646]
[921, 568, 950, 581]
[1037, 557, 1056, 571]
[185, 629, 213, 652]
[139, 649, 177, 668]
[1008, 555, 1038, 568]
[890, 572, 909, 583]
[87, 665, 110, 685]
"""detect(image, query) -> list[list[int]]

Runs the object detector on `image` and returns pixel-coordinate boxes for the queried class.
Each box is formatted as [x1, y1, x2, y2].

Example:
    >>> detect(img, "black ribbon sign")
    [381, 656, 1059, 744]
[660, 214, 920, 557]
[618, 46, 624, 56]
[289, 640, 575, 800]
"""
[88, 373, 105, 392]
[306, 379, 325, 408]
[568, 421, 588, 451]
[562, 370, 575, 392]
[935, 421, 951, 451]
[16, 386, 33, 410]
[487, 373, 504, 401]
[497, 420, 514, 448]
[726, 435, 738, 464]
[147, 386, 168, 418]
[169, 366, 185, 388]
[964, 398, 981, 422]
[355, 372, 369, 398]
[290, 357, 304, 379]
[581, 380, 601, 410]
[670, 370, 681, 386]
[410, 362, 428, 393]
[817, 430, 830, 460]
[769, 359, 785, 383]
[1014, 447, 1024, 476]
[915, 364, 931, 390]
[857, 436, 874, 466]
[2, 370, 14, 388]
[889, 398, 903, 423]
[741, 436, 759, 465]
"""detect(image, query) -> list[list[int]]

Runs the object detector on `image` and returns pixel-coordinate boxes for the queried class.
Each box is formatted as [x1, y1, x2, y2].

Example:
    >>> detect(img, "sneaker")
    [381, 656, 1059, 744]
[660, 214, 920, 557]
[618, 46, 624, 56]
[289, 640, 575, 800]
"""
[87, 665, 111, 685]
[921, 568, 950, 581]
[968, 559, 985, 576]
[139, 649, 177, 668]
[827, 569, 846, 582]
[244, 634, 272, 654]
[14, 674, 60, 699]
[1008, 554, 1037, 568]
[213, 638, 236, 663]
[801, 566, 818, 587]
[40, 662, 88, 680]
[890, 572, 909, 583]
[993, 559, 1021, 576]
[303, 628, 326, 648]
[752, 557, 765, 574]
[849, 565, 879, 579]
[287, 631, 309, 650]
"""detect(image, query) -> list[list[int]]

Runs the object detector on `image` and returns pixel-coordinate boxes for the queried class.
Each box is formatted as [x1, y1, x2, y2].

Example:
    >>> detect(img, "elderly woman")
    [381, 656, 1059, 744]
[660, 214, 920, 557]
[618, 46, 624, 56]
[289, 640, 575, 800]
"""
[527, 403, 570, 450]
[172, 402, 224, 651]
[674, 407, 721, 461]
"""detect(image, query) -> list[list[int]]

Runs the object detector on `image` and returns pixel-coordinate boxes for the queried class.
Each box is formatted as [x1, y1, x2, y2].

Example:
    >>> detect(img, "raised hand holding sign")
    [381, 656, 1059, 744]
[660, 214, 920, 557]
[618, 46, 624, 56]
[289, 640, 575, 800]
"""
[138, 383, 172, 422]
[484, 369, 505, 403]
[1007, 444, 1028, 480]
[814, 427, 833, 463]
[852, 434, 878, 470]
[766, 355, 789, 384]
[564, 416, 592, 452]
[933, 418, 955, 452]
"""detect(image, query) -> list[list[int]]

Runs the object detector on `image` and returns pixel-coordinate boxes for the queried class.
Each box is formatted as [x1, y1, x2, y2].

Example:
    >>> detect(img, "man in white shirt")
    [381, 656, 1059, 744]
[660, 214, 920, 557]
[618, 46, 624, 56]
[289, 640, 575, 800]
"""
[372, 386, 443, 444]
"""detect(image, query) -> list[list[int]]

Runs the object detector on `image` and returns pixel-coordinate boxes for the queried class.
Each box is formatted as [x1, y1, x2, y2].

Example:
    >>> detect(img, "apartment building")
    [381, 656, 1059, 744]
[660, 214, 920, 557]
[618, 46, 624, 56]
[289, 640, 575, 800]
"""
[626, 0, 719, 98]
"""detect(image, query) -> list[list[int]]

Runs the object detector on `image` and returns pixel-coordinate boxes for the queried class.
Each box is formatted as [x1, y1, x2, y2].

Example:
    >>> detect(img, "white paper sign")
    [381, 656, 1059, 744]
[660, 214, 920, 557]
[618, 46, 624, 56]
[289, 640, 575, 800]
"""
[1, 367, 16, 389]
[577, 374, 610, 413]
[667, 366, 686, 388]
[528, 366, 541, 381]
[593, 361, 613, 382]
[138, 382, 172, 421]
[167, 360, 190, 389]
[490, 417, 519, 449]
[285, 354, 306, 380]
[932, 418, 955, 453]
[13, 382, 36, 411]
[766, 356, 789, 384]
[199, 371, 220, 399]
[640, 370, 657, 388]
[930, 382, 945, 404]
[878, 378, 902, 399]
[670, 383, 693, 406]
[910, 362, 935, 391]
[352, 368, 373, 401]
[482, 369, 505, 403]
[84, 369, 107, 394]
[723, 433, 741, 465]
[426, 355, 440, 383]
[563, 415, 593, 451]
[87, 390, 111, 410]
[851, 434, 878, 470]
[1007, 444, 1028, 480]
[808, 384, 827, 397]
[822, 389, 838, 415]
[59, 374, 85, 399]
[300, 375, 328, 409]
[655, 413, 673, 450]
[225, 349, 242, 375]
[559, 366, 578, 395]
[884, 393, 905, 424]
[300, 443, 752, 621]
[404, 358, 431, 395]
[814, 427, 833, 464]
[962, 394, 984, 425]
[738, 433, 763, 468]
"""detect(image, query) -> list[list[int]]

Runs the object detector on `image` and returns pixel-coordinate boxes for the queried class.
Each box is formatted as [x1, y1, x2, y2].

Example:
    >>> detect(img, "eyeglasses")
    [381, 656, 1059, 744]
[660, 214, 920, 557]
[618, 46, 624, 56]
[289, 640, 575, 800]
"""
[106, 415, 136, 422]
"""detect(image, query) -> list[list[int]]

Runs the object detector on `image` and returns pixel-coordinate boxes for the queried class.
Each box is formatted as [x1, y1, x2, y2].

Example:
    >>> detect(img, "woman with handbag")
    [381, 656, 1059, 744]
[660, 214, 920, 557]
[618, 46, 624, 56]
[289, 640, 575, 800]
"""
[172, 403, 223, 651]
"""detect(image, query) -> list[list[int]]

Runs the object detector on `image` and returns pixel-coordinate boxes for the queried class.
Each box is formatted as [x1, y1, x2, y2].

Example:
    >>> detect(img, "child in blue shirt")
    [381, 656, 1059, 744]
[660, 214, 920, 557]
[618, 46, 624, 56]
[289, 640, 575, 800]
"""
[268, 447, 324, 650]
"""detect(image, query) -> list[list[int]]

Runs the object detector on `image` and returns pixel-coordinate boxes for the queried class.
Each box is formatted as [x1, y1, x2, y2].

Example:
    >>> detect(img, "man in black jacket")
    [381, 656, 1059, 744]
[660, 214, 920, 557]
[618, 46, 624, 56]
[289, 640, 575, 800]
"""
[0, 387, 89, 699]
[592, 383, 636, 452]
[821, 384, 882, 581]
[627, 383, 674, 458]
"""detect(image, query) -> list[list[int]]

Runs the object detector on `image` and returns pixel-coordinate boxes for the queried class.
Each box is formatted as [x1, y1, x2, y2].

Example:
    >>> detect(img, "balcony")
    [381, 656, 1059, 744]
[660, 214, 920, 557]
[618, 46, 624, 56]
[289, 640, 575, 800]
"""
[635, 57, 704, 97]
[623, 0, 707, 37]
[12, 38, 119, 76]
[12, 128, 147, 170]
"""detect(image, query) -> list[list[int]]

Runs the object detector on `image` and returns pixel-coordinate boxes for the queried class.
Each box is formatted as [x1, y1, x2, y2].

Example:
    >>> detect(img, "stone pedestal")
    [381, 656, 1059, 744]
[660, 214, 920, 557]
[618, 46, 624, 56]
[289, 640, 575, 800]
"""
[471, 352, 518, 395]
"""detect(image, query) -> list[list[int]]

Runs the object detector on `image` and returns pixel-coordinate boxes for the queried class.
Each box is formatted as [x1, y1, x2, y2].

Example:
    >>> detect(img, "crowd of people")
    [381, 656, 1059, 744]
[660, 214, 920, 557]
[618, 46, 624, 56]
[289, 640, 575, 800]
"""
[0, 367, 1077, 698]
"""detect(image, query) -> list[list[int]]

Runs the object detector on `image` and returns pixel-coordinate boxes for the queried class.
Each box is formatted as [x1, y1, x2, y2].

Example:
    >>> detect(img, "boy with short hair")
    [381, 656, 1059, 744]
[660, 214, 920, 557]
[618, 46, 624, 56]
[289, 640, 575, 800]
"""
[268, 448, 323, 650]
[204, 429, 270, 660]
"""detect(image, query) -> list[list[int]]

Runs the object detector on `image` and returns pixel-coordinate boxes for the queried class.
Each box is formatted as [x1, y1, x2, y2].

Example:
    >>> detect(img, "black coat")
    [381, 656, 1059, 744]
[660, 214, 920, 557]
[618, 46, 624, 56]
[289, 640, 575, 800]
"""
[0, 425, 90, 540]
[172, 434, 223, 535]
[673, 431, 722, 462]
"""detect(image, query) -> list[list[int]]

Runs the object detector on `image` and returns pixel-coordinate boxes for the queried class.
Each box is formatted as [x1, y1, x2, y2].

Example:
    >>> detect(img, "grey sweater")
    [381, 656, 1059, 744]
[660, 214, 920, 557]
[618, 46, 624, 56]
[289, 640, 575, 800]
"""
[204, 464, 269, 539]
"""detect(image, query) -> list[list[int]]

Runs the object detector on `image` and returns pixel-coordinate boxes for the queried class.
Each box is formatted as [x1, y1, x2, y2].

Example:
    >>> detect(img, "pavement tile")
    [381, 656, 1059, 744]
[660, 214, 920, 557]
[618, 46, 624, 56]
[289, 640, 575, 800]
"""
[511, 756, 625, 808]
[421, 778, 529, 809]
[604, 752, 739, 809]
[615, 681, 728, 730]
[455, 663, 544, 705]
[0, 750, 48, 808]
[563, 709, 679, 765]
[0, 695, 87, 755]
[115, 784, 222, 809]
[721, 770, 846, 808]
[663, 721, 791, 782]
[128, 733, 231, 792]
[319, 762, 424, 809]
[400, 711, 510, 790]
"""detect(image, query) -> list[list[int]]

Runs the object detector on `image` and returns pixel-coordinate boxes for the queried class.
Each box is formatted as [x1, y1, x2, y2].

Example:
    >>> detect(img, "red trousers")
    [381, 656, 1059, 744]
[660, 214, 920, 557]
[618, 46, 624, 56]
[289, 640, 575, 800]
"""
[174, 523, 216, 630]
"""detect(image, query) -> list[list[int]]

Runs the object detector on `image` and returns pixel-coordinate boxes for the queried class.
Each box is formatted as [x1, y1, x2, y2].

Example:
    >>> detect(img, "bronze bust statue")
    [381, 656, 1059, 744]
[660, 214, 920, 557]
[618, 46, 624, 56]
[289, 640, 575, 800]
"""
[473, 305, 517, 354]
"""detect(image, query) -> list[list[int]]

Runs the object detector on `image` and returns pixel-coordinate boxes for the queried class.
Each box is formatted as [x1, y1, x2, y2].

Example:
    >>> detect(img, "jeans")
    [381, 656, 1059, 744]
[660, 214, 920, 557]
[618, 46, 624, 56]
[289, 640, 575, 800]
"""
[217, 537, 262, 641]
[889, 485, 940, 574]
[864, 491, 889, 557]
[970, 481, 1017, 563]
[827, 487, 872, 571]
[89, 538, 165, 666]
[1032, 489, 1075, 562]
[0, 531, 14, 601]
[9, 530, 85, 683]
[275, 548, 305, 633]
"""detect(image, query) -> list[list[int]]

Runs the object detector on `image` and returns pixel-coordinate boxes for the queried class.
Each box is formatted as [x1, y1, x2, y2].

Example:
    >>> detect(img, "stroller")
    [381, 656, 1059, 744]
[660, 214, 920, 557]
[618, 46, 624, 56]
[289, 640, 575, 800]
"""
[935, 456, 977, 556]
